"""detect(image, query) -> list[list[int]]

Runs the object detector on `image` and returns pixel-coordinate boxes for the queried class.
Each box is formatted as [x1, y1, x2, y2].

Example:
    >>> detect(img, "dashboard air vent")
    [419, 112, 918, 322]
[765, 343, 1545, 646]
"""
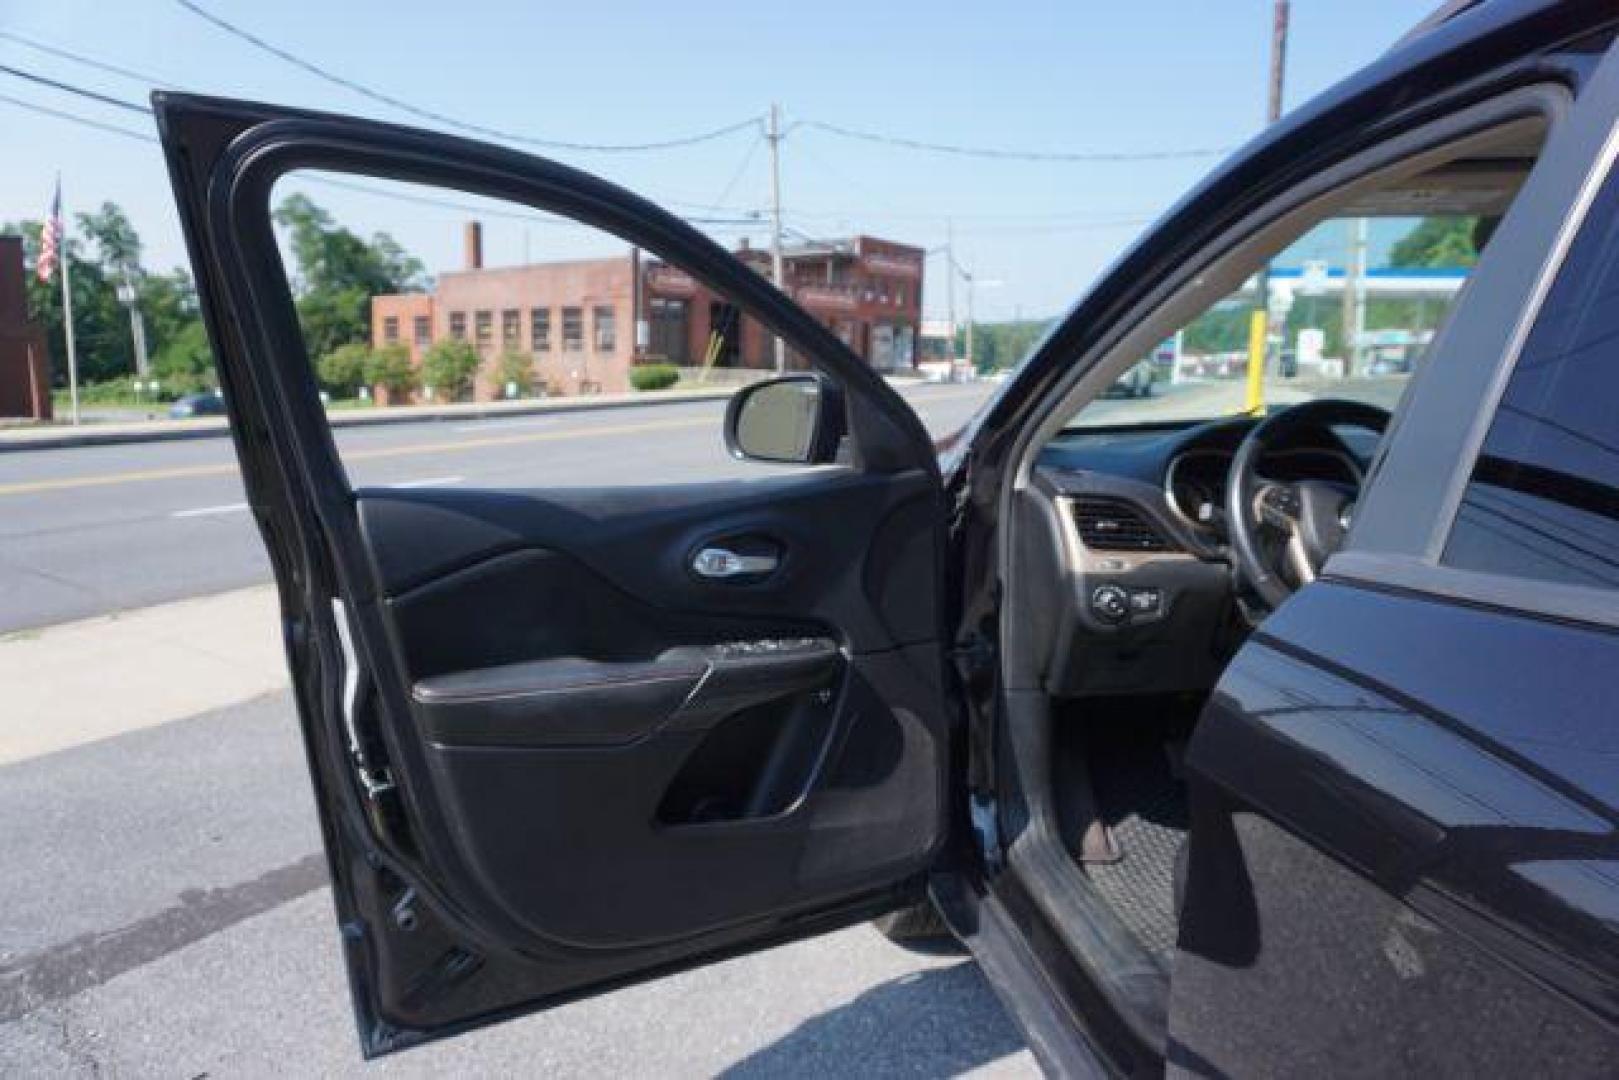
[1070, 497, 1174, 552]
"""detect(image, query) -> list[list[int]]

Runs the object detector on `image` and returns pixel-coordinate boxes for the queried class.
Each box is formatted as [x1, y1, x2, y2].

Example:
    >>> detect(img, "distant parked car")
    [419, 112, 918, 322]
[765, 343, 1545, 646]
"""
[1104, 359, 1155, 398]
[168, 391, 226, 419]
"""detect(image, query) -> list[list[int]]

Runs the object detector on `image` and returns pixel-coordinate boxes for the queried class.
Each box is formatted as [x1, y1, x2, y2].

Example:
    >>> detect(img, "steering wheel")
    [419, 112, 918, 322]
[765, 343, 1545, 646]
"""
[1225, 399, 1390, 610]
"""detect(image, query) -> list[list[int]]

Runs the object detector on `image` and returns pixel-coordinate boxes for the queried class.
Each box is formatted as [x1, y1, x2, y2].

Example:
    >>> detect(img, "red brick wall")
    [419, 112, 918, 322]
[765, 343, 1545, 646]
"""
[0, 236, 50, 420]
[436, 257, 635, 397]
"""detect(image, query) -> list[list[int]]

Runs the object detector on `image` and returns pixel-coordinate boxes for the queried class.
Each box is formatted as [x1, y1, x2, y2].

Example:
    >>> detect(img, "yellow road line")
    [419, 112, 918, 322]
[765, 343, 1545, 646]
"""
[0, 416, 711, 499]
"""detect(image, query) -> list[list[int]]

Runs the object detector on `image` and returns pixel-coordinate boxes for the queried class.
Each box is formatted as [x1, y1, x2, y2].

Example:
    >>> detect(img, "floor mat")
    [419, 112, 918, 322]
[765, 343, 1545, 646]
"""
[1082, 740, 1189, 966]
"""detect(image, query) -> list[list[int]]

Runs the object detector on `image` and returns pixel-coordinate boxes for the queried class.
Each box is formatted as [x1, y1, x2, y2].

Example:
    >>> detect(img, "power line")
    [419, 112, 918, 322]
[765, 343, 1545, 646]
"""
[704, 133, 765, 214]
[0, 30, 185, 89]
[795, 118, 1233, 163]
[0, 83, 758, 235]
[171, 0, 762, 154]
[0, 62, 150, 115]
[0, 91, 157, 143]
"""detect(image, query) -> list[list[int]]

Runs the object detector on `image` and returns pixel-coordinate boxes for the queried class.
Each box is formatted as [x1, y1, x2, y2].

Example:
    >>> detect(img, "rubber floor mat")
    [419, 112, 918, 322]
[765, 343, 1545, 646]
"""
[1082, 741, 1189, 966]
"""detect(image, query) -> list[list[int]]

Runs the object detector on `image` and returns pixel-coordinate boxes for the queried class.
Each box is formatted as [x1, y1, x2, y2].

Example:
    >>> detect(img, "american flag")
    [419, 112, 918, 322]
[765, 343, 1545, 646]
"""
[36, 181, 62, 284]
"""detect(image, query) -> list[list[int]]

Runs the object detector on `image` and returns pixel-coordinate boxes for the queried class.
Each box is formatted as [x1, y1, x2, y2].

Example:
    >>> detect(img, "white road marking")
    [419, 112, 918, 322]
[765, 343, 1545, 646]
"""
[171, 502, 249, 519]
[388, 475, 464, 489]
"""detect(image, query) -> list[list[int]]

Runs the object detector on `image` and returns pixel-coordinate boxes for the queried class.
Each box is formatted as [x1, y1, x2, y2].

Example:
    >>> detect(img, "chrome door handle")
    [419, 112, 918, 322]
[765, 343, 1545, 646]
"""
[692, 547, 778, 578]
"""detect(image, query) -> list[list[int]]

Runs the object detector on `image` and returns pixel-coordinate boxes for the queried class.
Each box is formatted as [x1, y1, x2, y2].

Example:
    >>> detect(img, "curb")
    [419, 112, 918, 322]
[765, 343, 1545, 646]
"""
[0, 387, 741, 453]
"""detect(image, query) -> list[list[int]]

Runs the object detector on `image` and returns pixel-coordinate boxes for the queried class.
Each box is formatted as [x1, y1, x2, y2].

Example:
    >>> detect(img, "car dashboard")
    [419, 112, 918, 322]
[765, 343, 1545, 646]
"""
[1025, 415, 1370, 699]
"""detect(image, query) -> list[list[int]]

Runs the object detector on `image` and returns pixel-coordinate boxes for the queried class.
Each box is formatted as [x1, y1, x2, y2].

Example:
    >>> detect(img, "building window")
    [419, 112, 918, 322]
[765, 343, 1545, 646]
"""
[474, 310, 493, 348]
[501, 308, 520, 348]
[382, 316, 399, 343]
[593, 305, 617, 352]
[562, 306, 583, 352]
[413, 315, 432, 345]
[530, 307, 551, 352]
[448, 312, 467, 340]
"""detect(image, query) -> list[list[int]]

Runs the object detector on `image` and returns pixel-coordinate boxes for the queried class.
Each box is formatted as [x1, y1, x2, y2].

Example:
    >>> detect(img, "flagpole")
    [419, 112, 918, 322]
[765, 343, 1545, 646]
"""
[58, 179, 80, 426]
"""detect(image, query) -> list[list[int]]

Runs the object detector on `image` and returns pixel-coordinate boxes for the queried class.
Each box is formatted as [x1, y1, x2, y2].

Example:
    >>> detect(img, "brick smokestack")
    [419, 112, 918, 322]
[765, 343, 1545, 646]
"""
[463, 221, 484, 271]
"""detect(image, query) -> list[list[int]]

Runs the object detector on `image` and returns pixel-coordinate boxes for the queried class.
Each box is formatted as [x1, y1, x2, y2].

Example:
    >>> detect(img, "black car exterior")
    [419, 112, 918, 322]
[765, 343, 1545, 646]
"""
[158, 0, 1619, 1075]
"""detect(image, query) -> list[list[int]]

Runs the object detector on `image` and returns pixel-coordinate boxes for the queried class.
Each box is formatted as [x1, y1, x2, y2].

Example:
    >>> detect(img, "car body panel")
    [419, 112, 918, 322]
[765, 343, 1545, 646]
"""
[1174, 582, 1619, 1073]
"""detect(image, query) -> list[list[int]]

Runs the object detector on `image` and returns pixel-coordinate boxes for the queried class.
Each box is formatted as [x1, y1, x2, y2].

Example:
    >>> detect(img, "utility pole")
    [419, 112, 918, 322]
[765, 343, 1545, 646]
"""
[964, 268, 975, 371]
[1342, 216, 1368, 377]
[117, 278, 149, 378]
[1248, 0, 1289, 411]
[1268, 0, 1289, 126]
[766, 103, 787, 373]
[945, 220, 957, 360]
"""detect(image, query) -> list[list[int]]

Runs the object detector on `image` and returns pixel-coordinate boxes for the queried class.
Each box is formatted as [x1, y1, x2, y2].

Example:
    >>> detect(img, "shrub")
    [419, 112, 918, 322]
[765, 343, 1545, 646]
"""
[421, 339, 482, 401]
[316, 343, 372, 398]
[150, 322, 216, 395]
[496, 349, 535, 397]
[629, 363, 679, 392]
[366, 343, 418, 400]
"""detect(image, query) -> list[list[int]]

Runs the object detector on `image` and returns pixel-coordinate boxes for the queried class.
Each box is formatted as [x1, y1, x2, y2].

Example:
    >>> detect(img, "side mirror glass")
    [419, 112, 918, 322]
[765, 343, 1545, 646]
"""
[725, 375, 841, 464]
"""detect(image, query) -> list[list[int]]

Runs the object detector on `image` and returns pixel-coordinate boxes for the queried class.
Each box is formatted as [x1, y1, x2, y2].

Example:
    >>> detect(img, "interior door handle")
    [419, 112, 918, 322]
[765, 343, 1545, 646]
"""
[691, 546, 778, 578]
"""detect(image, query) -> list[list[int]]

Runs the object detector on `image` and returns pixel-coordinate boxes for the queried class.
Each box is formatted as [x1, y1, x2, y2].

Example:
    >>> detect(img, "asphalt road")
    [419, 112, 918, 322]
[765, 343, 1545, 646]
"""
[0, 688, 1036, 1077]
[0, 381, 1045, 1076]
[0, 383, 997, 634]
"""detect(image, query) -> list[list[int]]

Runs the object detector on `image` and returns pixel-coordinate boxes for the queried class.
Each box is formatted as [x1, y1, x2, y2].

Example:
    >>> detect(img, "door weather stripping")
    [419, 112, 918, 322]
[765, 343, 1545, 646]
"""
[332, 599, 396, 799]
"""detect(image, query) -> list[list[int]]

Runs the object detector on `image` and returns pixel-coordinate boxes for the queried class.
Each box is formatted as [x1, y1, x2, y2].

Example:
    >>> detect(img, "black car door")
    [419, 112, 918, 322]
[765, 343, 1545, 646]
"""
[155, 94, 956, 1058]
[1171, 41, 1619, 1076]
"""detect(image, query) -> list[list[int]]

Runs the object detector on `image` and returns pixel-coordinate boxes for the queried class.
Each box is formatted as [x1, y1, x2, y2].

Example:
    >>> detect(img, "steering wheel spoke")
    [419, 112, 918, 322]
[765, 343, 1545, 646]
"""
[1254, 481, 1303, 531]
[1225, 399, 1390, 612]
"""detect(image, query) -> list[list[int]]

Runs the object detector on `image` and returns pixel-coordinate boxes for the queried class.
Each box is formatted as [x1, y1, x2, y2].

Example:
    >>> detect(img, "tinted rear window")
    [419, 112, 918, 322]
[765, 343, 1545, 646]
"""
[1445, 170, 1619, 588]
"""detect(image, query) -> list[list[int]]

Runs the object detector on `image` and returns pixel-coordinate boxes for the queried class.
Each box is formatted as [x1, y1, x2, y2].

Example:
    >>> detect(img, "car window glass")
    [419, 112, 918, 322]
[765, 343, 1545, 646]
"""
[1064, 212, 1494, 430]
[1444, 167, 1619, 589]
[260, 171, 980, 489]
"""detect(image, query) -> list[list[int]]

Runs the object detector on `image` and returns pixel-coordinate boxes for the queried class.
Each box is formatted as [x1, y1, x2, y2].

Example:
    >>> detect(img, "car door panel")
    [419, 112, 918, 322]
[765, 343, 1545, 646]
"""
[348, 478, 948, 952]
[1172, 581, 1619, 1074]
[156, 93, 954, 1056]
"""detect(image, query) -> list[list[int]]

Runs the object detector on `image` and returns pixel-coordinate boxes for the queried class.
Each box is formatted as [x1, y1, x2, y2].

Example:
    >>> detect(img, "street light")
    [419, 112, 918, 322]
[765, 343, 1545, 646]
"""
[961, 271, 1003, 371]
[115, 279, 149, 378]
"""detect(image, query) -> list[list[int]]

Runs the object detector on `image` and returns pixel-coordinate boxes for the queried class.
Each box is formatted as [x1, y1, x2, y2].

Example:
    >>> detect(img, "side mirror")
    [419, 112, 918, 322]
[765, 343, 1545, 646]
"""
[724, 374, 844, 464]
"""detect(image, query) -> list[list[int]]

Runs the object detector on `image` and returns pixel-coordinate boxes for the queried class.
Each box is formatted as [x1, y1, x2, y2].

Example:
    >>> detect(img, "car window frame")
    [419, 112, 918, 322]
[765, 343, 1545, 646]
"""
[1329, 37, 1619, 630]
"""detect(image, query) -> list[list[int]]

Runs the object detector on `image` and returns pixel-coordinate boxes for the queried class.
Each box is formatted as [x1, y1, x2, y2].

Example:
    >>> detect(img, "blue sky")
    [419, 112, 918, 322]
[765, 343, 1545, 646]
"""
[0, 0, 1433, 320]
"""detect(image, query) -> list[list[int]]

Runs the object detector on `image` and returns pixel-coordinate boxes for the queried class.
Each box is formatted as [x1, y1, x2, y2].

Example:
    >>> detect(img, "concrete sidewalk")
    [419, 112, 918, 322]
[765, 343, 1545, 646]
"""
[0, 586, 286, 765]
[0, 385, 741, 453]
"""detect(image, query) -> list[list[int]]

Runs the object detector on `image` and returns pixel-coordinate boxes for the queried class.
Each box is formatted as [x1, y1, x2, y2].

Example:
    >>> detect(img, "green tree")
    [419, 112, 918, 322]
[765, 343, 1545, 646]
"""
[366, 343, 418, 400]
[421, 339, 481, 401]
[495, 349, 534, 397]
[316, 342, 373, 398]
[3, 217, 129, 386]
[77, 202, 143, 280]
[6, 204, 211, 390]
[272, 193, 426, 359]
[150, 321, 215, 394]
[1389, 216, 1479, 269]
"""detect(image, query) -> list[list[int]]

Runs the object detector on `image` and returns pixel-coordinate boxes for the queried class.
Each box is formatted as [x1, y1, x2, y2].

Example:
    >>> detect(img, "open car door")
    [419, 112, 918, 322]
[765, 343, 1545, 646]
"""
[155, 94, 955, 1057]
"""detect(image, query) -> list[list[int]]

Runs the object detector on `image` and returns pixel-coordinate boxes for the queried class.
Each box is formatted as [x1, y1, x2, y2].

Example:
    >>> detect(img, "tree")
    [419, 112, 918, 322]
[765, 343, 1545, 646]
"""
[316, 342, 373, 398]
[151, 321, 215, 394]
[366, 343, 418, 400]
[6, 204, 210, 390]
[495, 349, 534, 397]
[421, 339, 481, 401]
[1389, 216, 1479, 269]
[4, 217, 128, 385]
[77, 202, 143, 280]
[272, 193, 426, 361]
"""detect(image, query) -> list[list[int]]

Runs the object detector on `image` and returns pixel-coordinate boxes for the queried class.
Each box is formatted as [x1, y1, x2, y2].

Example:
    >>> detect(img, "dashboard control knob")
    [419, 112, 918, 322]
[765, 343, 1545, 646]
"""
[1091, 585, 1130, 624]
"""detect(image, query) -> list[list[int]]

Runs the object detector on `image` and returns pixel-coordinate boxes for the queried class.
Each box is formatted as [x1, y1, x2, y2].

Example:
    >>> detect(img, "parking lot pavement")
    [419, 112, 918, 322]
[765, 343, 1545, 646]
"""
[1, 893, 1035, 1078]
[0, 690, 1036, 1077]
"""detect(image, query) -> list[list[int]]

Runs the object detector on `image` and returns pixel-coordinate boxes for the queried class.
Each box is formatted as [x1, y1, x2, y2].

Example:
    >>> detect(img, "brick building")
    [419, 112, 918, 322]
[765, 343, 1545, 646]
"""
[0, 235, 50, 420]
[372, 224, 922, 400]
